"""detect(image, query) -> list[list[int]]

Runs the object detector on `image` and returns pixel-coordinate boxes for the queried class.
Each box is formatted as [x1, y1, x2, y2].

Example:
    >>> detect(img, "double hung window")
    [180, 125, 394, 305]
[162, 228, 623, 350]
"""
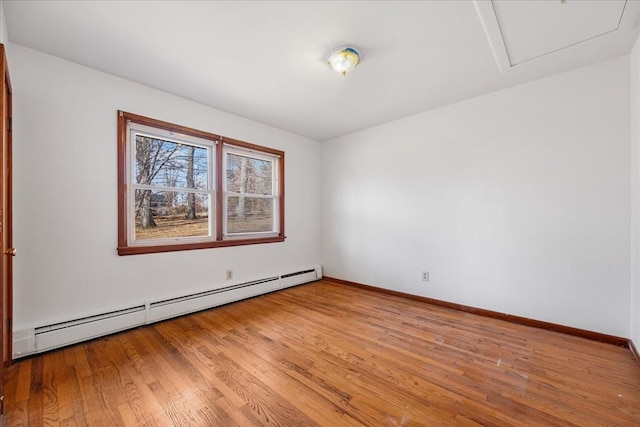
[223, 146, 279, 237]
[117, 111, 284, 255]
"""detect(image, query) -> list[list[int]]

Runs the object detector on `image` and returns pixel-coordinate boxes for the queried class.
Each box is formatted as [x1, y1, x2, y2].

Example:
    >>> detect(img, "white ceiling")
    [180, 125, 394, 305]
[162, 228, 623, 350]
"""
[3, 0, 639, 141]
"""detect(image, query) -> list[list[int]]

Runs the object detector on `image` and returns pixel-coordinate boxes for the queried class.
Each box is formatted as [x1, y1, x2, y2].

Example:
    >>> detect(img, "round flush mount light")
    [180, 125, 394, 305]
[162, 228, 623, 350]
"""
[327, 46, 361, 76]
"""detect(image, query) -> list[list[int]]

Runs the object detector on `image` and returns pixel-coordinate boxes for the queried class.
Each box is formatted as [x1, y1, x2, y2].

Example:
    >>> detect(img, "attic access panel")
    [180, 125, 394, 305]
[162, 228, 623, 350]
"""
[475, 0, 639, 72]
[495, 0, 625, 66]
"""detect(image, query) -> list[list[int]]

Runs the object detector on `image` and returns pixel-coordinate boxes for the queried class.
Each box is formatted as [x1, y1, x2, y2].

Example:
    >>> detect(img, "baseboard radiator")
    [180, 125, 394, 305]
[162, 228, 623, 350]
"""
[14, 266, 322, 358]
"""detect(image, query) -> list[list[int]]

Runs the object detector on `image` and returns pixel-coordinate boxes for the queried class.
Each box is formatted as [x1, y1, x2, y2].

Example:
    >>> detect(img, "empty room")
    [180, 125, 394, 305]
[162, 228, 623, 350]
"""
[0, 0, 638, 425]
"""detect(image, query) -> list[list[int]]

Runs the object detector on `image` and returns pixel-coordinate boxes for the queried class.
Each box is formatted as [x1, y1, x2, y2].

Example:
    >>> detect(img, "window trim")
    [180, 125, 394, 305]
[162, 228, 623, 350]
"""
[117, 111, 285, 255]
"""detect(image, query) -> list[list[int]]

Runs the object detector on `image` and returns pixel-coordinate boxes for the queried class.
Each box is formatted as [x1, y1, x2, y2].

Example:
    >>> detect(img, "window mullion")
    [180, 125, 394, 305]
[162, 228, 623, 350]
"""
[209, 141, 216, 240]
[216, 140, 224, 241]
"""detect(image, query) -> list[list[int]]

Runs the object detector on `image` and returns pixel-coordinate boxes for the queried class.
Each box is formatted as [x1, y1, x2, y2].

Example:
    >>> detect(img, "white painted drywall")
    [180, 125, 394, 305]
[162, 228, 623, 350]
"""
[0, 1, 7, 45]
[9, 43, 322, 331]
[630, 35, 640, 348]
[323, 56, 631, 337]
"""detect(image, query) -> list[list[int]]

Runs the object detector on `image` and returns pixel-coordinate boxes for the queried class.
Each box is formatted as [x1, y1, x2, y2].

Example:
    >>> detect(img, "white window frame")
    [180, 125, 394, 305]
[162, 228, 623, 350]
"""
[222, 145, 280, 239]
[126, 122, 216, 246]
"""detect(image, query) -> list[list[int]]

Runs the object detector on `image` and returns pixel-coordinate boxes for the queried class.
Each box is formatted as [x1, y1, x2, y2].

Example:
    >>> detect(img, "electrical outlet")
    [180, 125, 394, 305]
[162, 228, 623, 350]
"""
[226, 270, 233, 280]
[422, 271, 429, 282]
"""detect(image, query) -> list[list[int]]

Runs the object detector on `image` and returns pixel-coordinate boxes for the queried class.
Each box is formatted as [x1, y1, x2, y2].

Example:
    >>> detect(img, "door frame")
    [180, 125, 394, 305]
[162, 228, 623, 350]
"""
[0, 42, 13, 414]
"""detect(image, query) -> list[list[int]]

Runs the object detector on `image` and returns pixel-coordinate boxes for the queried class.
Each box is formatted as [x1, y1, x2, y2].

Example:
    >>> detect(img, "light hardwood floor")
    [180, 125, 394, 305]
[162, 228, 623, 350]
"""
[3, 280, 640, 426]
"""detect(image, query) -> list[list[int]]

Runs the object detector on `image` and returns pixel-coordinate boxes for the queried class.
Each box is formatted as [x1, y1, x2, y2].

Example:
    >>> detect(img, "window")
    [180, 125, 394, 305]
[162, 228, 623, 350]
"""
[117, 111, 285, 255]
[224, 147, 279, 237]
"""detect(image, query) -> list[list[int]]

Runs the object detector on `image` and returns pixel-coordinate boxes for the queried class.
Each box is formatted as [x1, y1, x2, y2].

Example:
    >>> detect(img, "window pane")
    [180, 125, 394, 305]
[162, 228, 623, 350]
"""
[135, 190, 209, 240]
[226, 153, 273, 195]
[226, 196, 274, 234]
[135, 135, 208, 190]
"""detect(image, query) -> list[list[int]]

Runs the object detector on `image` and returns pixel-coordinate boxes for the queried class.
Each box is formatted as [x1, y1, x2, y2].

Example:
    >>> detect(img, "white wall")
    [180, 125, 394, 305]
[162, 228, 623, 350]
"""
[9, 43, 322, 331]
[0, 1, 7, 45]
[631, 35, 640, 347]
[323, 56, 631, 337]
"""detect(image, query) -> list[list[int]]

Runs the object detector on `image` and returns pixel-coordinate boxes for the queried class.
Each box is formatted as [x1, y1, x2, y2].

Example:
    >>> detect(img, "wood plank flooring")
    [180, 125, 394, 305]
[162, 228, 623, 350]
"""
[3, 280, 640, 426]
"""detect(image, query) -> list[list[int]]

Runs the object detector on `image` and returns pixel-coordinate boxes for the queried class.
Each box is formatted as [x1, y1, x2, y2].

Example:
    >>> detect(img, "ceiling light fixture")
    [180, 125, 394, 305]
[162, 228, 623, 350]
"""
[327, 46, 361, 76]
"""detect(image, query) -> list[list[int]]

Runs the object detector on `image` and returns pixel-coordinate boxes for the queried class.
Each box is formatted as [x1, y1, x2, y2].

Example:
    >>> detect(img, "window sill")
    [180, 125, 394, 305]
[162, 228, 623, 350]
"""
[117, 235, 286, 256]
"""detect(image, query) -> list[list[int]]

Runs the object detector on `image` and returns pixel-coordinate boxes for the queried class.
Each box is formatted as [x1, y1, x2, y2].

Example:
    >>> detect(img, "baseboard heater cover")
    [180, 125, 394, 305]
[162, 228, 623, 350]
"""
[35, 305, 146, 354]
[280, 268, 317, 289]
[17, 265, 322, 358]
[147, 277, 280, 323]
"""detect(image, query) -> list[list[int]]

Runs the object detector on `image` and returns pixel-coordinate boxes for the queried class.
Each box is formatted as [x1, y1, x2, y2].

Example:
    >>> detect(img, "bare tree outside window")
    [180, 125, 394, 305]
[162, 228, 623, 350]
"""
[134, 135, 209, 240]
[226, 153, 274, 234]
[186, 145, 197, 220]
